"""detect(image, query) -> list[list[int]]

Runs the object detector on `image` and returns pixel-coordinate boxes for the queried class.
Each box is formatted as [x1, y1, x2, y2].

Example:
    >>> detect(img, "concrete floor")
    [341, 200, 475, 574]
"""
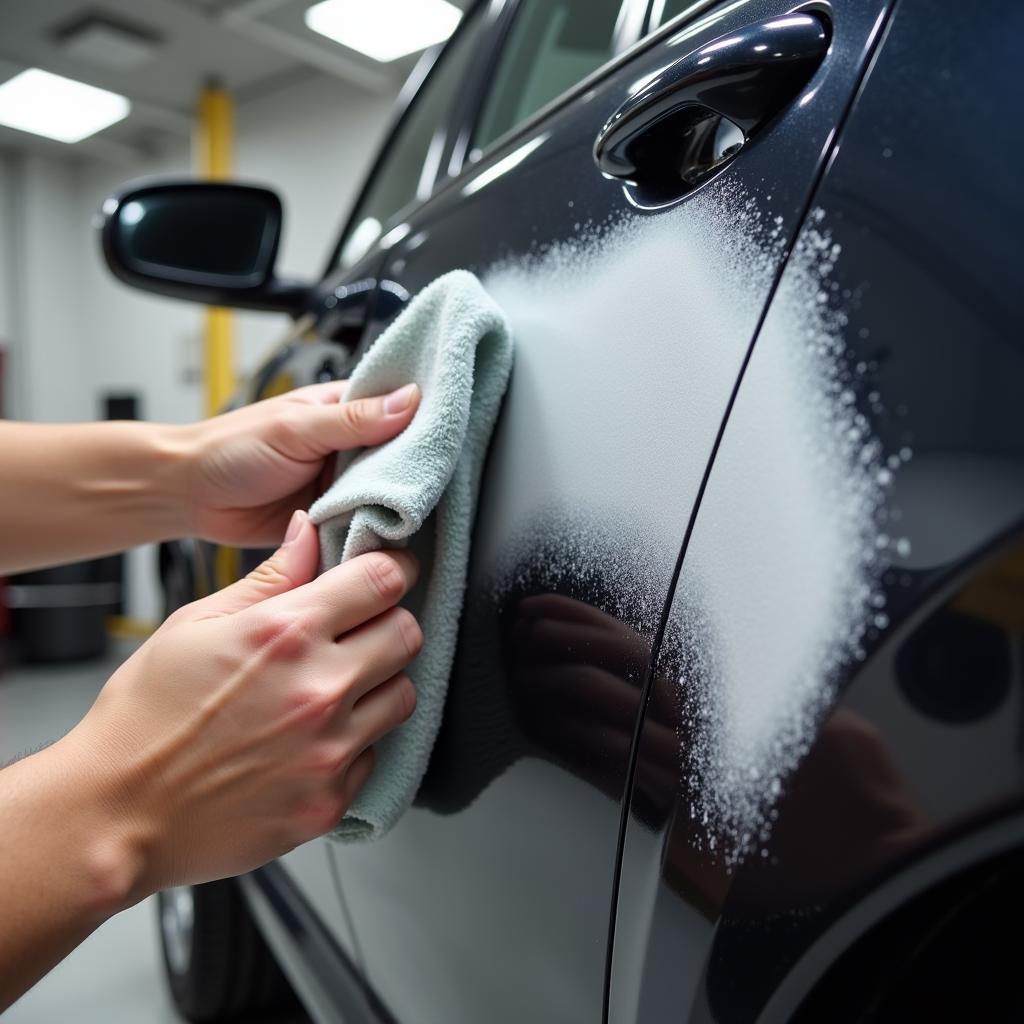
[0, 641, 188, 1023]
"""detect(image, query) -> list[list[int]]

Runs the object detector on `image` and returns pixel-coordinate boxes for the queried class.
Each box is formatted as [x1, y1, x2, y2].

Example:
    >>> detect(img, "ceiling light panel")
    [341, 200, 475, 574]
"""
[0, 68, 130, 143]
[305, 0, 462, 63]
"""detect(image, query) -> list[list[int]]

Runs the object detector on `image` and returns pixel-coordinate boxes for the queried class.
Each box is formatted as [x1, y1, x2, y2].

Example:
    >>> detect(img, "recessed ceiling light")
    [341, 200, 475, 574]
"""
[0, 68, 130, 143]
[305, 0, 461, 63]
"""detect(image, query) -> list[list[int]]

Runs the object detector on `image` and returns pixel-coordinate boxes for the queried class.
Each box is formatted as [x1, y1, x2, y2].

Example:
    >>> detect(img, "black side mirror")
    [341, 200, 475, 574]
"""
[99, 180, 312, 314]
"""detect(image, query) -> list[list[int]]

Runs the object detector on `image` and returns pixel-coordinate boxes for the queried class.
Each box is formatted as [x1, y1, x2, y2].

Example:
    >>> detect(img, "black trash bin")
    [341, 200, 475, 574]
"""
[7, 561, 121, 662]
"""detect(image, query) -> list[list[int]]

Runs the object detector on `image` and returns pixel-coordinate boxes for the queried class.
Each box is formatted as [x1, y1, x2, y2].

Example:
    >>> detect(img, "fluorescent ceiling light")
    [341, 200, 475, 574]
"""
[305, 0, 461, 63]
[0, 68, 130, 143]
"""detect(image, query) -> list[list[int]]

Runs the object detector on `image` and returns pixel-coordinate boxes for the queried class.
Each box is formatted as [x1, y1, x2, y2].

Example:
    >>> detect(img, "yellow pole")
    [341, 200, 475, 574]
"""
[197, 84, 240, 589]
[197, 84, 235, 417]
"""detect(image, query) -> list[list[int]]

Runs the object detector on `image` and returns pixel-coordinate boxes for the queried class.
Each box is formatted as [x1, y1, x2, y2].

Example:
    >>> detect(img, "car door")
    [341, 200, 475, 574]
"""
[319, 1, 892, 1021]
[611, 0, 1024, 1020]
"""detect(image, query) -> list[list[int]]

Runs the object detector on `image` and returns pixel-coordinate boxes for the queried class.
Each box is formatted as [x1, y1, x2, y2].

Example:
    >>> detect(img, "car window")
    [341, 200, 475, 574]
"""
[334, 8, 484, 270]
[471, 0, 625, 156]
[647, 0, 701, 31]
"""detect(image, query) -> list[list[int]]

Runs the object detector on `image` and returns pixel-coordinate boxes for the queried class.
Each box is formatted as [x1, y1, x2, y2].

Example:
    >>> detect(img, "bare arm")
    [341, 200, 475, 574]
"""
[0, 518, 421, 1011]
[0, 420, 189, 572]
[0, 378, 422, 1008]
[0, 379, 420, 573]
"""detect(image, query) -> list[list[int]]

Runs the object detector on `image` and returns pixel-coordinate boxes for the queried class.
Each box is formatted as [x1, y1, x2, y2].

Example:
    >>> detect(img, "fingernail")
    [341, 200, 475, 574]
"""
[284, 510, 305, 546]
[383, 382, 418, 415]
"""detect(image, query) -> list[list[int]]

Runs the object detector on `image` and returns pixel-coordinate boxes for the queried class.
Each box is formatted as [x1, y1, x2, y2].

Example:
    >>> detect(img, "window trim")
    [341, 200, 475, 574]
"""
[322, 0, 507, 276]
[441, 0, 522, 181]
[461, 0, 726, 172]
[461, 0, 647, 163]
[323, 0, 728, 279]
[612, 0, 652, 57]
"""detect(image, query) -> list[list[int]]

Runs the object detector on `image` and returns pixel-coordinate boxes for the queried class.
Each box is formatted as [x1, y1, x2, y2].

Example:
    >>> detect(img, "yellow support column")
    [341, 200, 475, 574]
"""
[197, 84, 235, 417]
[197, 84, 240, 588]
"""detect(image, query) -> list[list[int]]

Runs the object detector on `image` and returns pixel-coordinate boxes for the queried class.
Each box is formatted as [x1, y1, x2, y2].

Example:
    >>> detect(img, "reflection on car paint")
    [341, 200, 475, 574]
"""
[702, 530, 1024, 1020]
[418, 513, 665, 814]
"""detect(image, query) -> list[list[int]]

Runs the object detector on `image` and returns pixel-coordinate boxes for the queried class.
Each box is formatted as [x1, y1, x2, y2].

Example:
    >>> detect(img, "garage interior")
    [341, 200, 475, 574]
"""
[0, 2, 460, 1020]
[2, 0, 1018, 1020]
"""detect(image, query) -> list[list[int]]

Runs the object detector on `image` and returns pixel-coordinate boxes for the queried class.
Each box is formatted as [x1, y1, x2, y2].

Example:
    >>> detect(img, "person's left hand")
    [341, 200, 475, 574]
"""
[180, 380, 419, 546]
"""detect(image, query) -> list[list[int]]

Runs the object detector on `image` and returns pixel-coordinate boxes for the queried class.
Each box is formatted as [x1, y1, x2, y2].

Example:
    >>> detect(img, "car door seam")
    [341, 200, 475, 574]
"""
[599, 2, 903, 1020]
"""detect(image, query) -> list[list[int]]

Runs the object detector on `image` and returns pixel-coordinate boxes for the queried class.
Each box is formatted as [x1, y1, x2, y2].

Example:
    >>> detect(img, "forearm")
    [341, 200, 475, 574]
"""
[0, 516, 421, 1011]
[0, 421, 192, 572]
[0, 733, 148, 1012]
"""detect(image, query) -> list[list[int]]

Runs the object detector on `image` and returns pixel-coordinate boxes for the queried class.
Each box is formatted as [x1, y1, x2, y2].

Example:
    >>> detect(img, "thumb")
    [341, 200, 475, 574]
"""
[203, 510, 319, 616]
[284, 383, 420, 459]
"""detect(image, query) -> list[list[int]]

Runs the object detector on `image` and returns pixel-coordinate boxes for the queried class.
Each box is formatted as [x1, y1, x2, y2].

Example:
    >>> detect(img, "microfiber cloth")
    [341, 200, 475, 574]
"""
[308, 269, 513, 841]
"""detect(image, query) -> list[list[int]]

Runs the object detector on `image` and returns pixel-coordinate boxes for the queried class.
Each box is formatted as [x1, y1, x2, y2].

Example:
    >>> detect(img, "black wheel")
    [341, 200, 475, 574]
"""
[158, 878, 298, 1022]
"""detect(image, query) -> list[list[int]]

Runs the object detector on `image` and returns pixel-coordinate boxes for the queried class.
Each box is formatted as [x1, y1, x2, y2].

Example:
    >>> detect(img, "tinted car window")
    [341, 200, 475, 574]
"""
[648, 0, 700, 30]
[471, 0, 624, 154]
[335, 9, 484, 269]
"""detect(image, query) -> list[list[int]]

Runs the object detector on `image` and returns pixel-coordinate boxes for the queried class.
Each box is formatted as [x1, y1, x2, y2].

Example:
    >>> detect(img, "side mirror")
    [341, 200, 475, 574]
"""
[99, 180, 312, 314]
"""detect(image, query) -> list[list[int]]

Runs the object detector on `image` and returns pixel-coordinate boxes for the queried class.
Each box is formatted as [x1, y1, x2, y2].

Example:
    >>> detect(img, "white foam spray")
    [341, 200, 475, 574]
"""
[477, 185, 908, 867]
[669, 209, 911, 865]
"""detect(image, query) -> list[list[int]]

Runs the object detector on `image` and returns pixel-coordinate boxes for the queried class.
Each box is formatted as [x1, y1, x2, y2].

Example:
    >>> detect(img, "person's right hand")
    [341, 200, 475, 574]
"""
[62, 510, 421, 909]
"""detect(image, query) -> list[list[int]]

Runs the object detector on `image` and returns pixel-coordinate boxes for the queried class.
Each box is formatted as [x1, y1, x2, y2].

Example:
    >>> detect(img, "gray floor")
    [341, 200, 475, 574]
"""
[0, 643, 186, 1023]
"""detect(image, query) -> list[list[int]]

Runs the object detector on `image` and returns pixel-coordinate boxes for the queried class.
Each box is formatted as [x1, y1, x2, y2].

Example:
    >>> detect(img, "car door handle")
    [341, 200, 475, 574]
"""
[593, 12, 830, 202]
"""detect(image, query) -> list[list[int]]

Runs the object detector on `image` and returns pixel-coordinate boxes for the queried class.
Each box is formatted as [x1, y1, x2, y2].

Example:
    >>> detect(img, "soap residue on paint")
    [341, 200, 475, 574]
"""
[473, 179, 909, 867]
[490, 506, 672, 642]
[666, 209, 912, 866]
[475, 178, 788, 607]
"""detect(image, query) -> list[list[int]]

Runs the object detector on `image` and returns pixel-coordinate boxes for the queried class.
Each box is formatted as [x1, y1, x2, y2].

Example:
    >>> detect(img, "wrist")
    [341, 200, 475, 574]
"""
[53, 728, 157, 917]
[1, 736, 153, 927]
[70, 421, 196, 544]
[140, 422, 197, 541]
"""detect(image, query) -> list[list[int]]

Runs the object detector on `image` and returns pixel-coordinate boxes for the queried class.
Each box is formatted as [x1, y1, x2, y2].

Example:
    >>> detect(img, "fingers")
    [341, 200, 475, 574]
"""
[315, 675, 414, 833]
[283, 380, 349, 405]
[335, 608, 423, 703]
[345, 673, 417, 752]
[339, 746, 376, 804]
[282, 382, 421, 458]
[196, 511, 320, 617]
[272, 548, 420, 637]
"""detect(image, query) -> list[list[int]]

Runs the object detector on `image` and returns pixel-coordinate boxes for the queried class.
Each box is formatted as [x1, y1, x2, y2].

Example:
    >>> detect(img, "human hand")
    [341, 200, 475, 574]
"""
[179, 380, 420, 546]
[61, 511, 421, 905]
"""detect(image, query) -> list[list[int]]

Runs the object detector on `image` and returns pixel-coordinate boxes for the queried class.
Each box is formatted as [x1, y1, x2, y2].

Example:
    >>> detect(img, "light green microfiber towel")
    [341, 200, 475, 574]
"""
[308, 269, 513, 841]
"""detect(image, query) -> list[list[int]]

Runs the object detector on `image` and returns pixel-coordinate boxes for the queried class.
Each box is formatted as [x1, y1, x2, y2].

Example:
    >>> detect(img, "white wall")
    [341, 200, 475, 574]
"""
[232, 73, 398, 361]
[1, 153, 94, 423]
[0, 154, 12, 356]
[0, 69, 397, 619]
[76, 142, 220, 428]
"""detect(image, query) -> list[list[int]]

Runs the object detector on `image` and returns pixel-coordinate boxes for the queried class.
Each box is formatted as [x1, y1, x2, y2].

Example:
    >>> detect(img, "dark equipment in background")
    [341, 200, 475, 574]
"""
[6, 393, 139, 662]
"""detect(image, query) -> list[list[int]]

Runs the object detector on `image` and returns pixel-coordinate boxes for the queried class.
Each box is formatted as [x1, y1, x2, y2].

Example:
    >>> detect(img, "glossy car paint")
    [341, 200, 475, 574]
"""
[297, 1, 892, 1022]
[610, 0, 1024, 1020]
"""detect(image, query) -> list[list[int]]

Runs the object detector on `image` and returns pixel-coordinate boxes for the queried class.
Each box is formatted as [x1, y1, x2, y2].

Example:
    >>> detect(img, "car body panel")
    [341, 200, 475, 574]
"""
[610, 0, 1024, 1019]
[303, 1, 892, 1021]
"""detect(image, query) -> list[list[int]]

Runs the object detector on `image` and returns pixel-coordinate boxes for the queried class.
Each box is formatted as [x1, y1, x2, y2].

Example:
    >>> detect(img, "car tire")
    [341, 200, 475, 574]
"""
[158, 878, 297, 1022]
